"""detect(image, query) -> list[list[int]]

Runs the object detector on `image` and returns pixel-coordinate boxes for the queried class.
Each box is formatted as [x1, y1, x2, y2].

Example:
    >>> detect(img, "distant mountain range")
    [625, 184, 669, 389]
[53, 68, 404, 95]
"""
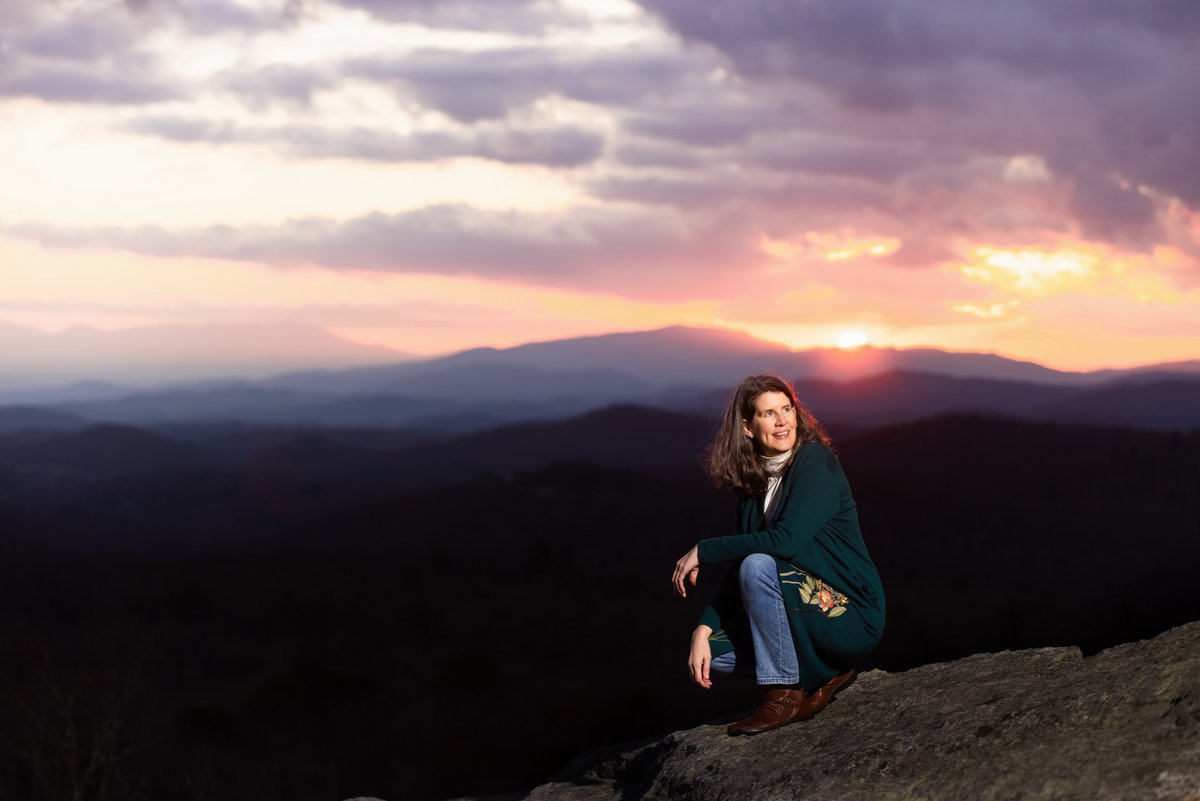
[260, 325, 1077, 395]
[1, 325, 1198, 432]
[0, 320, 407, 390]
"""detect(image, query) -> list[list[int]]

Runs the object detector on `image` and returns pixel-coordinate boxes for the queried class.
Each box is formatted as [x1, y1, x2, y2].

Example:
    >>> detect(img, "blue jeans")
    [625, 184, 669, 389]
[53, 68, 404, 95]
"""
[710, 553, 800, 685]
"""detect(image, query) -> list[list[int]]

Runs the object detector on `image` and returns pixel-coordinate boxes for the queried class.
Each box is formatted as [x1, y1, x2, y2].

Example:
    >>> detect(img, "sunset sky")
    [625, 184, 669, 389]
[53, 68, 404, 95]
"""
[2, 0, 1199, 372]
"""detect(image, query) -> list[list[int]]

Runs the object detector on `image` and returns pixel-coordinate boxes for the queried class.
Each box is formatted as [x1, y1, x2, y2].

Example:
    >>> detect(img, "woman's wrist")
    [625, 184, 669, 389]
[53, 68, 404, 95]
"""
[692, 624, 713, 640]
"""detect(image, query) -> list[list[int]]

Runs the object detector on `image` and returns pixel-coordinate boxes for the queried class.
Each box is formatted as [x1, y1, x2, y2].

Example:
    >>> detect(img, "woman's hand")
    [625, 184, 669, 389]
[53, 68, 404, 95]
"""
[689, 625, 713, 689]
[672, 545, 700, 597]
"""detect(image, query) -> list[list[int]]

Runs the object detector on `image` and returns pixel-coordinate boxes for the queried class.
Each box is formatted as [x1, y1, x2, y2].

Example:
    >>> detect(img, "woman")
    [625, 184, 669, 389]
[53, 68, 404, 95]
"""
[672, 373, 884, 735]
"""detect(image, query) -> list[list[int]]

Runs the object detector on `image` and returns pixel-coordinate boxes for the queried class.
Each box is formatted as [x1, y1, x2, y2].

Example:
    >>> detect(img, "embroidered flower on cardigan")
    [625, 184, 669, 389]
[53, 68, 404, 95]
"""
[799, 575, 849, 617]
[781, 569, 850, 618]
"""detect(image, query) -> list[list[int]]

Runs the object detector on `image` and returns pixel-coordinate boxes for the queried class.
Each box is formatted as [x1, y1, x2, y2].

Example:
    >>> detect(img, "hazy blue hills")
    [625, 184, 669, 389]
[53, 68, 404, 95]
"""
[722, 371, 1079, 427]
[0, 405, 87, 432]
[1037, 378, 1200, 429]
[266, 359, 658, 401]
[0, 320, 407, 389]
[0, 405, 706, 492]
[4, 368, 1200, 433]
[48, 384, 330, 425]
[5, 398, 1198, 506]
[374, 403, 715, 476]
[2, 325, 1200, 432]
[0, 423, 213, 480]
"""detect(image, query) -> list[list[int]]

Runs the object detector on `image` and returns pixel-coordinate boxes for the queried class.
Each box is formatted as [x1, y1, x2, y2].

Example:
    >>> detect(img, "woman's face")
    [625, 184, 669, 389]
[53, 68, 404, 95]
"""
[742, 390, 798, 456]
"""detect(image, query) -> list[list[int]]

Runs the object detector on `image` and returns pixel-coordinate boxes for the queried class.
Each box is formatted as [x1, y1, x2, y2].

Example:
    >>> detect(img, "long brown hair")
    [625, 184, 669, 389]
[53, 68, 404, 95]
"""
[705, 373, 831, 498]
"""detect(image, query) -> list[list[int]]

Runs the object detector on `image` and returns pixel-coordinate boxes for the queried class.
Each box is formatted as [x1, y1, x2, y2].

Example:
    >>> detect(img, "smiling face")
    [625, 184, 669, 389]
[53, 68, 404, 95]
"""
[742, 390, 798, 457]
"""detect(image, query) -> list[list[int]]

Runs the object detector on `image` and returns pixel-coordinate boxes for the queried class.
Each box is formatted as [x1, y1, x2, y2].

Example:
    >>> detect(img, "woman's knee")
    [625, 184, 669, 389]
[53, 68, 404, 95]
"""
[738, 553, 776, 585]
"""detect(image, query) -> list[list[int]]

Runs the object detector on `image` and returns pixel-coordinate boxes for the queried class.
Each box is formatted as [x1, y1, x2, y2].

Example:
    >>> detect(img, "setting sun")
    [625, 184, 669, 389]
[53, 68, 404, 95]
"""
[836, 330, 870, 350]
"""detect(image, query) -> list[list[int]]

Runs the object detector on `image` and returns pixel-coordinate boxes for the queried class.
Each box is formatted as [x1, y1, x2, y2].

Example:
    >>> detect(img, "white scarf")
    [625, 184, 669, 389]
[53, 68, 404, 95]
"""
[761, 449, 793, 523]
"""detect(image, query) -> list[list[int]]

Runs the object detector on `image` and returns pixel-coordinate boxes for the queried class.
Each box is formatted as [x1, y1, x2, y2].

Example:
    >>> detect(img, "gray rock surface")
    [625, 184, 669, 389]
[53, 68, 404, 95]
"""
[525, 621, 1200, 801]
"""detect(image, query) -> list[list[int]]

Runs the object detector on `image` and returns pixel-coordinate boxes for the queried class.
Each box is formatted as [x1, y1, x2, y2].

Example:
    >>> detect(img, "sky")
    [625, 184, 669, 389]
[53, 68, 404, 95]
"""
[1, 0, 1199, 373]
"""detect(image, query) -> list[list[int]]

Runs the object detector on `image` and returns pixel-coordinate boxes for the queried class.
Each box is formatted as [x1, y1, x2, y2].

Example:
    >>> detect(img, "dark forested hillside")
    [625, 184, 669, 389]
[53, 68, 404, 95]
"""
[0, 411, 1197, 801]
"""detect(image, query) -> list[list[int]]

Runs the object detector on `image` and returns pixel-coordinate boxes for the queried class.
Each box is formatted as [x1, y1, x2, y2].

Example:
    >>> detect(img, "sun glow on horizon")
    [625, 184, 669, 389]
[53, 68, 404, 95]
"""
[836, 330, 870, 350]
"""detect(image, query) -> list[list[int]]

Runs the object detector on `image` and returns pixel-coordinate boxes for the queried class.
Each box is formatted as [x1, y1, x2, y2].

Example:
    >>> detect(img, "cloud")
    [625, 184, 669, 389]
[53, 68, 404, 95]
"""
[1068, 173, 1160, 246]
[636, 0, 1181, 91]
[174, 0, 299, 34]
[0, 66, 179, 104]
[118, 0, 305, 34]
[17, 13, 137, 62]
[0, 0, 313, 109]
[611, 141, 706, 170]
[216, 63, 331, 108]
[4, 204, 757, 299]
[124, 114, 605, 166]
[325, 0, 587, 33]
[621, 96, 774, 147]
[342, 45, 695, 123]
[608, 0, 1200, 286]
[635, 0, 1200, 210]
[0, 2, 183, 105]
[744, 135, 925, 184]
[1048, 0, 1200, 42]
[2, 0, 1196, 305]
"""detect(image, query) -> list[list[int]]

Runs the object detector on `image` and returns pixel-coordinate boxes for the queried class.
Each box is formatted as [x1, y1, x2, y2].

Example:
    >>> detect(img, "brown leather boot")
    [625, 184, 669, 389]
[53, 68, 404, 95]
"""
[804, 668, 858, 717]
[726, 669, 858, 737]
[726, 687, 810, 736]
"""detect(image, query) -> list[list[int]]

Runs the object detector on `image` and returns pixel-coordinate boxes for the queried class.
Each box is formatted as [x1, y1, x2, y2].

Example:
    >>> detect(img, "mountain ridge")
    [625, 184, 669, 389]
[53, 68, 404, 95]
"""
[0, 320, 408, 390]
[21, 368, 1199, 432]
[262, 325, 1090, 395]
[3, 325, 1199, 431]
[6, 323, 1199, 402]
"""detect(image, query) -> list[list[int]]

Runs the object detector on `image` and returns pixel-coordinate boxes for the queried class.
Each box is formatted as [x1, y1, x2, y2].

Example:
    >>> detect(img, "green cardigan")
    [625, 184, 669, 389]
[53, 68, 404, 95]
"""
[697, 442, 885, 678]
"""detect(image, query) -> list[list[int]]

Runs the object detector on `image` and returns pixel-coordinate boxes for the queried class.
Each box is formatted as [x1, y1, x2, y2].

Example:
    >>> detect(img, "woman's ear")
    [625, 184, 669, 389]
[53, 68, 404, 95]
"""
[741, 420, 753, 438]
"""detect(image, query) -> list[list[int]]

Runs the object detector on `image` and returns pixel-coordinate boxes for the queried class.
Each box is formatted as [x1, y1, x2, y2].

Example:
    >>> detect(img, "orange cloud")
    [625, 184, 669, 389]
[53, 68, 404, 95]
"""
[760, 230, 902, 263]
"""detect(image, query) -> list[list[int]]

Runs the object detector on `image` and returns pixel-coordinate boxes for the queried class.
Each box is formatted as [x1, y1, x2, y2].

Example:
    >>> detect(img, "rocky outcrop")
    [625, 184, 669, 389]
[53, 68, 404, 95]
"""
[524, 621, 1200, 801]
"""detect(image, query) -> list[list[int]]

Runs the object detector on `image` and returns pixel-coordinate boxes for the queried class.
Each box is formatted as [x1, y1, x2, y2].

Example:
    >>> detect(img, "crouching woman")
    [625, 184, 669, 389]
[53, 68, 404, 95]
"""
[671, 373, 885, 735]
